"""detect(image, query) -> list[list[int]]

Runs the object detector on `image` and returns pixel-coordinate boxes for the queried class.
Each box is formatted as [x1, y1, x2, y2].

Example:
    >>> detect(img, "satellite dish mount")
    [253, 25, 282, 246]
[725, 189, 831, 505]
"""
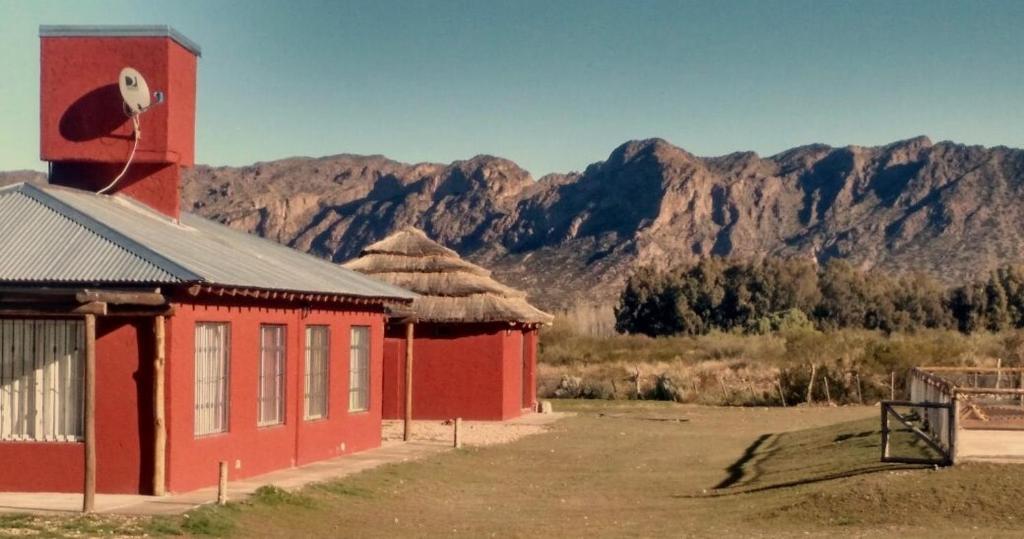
[98, 67, 165, 194]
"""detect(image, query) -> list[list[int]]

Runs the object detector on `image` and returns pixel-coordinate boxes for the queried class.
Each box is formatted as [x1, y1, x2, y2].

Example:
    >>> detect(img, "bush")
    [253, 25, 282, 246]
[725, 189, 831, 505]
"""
[539, 324, 1022, 406]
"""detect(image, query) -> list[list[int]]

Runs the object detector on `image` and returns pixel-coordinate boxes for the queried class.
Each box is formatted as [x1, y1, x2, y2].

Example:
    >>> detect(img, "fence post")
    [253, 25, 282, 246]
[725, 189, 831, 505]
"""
[805, 364, 816, 404]
[880, 403, 890, 461]
[453, 418, 462, 449]
[948, 397, 959, 466]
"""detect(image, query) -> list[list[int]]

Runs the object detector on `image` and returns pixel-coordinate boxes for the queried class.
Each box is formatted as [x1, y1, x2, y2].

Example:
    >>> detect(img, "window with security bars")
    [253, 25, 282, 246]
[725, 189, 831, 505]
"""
[258, 325, 286, 426]
[304, 326, 329, 420]
[194, 323, 230, 436]
[348, 326, 370, 412]
[0, 319, 83, 442]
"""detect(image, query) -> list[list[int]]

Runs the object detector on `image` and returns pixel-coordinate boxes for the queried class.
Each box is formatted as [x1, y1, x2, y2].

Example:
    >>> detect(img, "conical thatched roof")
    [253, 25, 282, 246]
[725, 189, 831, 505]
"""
[344, 228, 554, 325]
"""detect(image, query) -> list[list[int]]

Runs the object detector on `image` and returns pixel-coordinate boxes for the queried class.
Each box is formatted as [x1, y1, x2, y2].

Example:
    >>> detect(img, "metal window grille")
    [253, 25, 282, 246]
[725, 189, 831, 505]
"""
[304, 326, 329, 420]
[258, 325, 286, 426]
[0, 319, 83, 442]
[348, 326, 370, 412]
[194, 323, 230, 436]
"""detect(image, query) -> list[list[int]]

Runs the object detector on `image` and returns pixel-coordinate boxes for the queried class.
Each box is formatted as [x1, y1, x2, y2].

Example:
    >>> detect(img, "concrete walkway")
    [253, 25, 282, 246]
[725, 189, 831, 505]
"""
[0, 412, 566, 516]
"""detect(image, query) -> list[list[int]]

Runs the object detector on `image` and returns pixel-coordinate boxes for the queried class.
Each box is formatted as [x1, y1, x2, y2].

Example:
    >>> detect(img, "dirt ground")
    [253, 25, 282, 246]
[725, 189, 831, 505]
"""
[381, 417, 552, 446]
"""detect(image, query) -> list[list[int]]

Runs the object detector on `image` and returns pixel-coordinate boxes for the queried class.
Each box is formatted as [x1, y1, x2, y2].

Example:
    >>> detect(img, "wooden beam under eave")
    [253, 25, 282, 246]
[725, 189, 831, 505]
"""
[82, 313, 97, 513]
[73, 302, 108, 315]
[0, 302, 107, 317]
[77, 290, 165, 306]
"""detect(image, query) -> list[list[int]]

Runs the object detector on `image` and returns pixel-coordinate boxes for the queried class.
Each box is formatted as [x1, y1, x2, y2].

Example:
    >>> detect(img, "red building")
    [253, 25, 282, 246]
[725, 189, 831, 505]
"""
[344, 228, 553, 421]
[0, 26, 414, 501]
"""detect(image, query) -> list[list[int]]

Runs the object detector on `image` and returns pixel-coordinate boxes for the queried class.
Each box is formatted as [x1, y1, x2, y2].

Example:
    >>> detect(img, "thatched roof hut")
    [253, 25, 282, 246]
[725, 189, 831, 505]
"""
[344, 227, 553, 325]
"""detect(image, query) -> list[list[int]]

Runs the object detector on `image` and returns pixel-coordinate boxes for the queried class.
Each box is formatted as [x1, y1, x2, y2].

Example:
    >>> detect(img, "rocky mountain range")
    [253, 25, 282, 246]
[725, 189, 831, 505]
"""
[5, 136, 1024, 311]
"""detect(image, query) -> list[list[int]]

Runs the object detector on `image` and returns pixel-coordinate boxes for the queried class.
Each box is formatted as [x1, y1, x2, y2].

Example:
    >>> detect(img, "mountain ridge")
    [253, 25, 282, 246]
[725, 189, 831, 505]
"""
[4, 136, 1023, 311]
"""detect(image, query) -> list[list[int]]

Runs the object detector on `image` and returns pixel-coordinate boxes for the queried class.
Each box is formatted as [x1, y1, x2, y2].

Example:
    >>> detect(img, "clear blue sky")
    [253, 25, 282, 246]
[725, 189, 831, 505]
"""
[1, 0, 1022, 176]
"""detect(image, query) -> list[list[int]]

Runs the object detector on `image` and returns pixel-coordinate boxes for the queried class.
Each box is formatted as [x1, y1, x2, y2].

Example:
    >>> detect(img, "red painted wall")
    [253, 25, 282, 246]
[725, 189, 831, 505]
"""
[499, 328, 524, 419]
[0, 317, 153, 493]
[165, 301, 385, 493]
[40, 36, 197, 166]
[382, 323, 536, 421]
[50, 162, 181, 220]
[0, 300, 387, 495]
[40, 34, 198, 218]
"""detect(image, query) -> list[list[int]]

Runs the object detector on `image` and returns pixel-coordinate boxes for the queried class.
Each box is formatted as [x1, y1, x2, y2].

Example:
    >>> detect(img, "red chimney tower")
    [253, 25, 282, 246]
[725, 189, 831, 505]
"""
[39, 25, 201, 218]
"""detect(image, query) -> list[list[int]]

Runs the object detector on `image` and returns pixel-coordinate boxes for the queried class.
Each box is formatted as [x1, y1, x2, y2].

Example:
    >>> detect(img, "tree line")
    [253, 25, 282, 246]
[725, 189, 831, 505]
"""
[614, 257, 1024, 336]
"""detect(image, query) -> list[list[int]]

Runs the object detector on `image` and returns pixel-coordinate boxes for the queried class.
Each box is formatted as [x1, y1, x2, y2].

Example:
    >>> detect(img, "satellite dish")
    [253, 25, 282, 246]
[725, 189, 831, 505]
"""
[118, 67, 152, 115]
[99, 67, 163, 195]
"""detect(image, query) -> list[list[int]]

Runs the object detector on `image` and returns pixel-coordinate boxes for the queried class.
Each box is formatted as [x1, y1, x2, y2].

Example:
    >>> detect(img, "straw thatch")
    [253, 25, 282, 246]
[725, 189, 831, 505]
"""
[344, 227, 554, 325]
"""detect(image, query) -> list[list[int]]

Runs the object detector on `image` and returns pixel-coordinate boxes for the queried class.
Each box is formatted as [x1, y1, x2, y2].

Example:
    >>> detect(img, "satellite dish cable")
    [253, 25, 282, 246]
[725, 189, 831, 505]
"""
[97, 67, 164, 195]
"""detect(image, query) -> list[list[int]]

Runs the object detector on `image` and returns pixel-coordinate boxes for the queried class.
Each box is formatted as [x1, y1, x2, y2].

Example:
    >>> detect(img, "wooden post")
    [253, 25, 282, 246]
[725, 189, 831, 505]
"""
[880, 402, 890, 461]
[1019, 372, 1024, 408]
[776, 379, 787, 407]
[890, 371, 895, 400]
[823, 375, 832, 405]
[995, 358, 1002, 389]
[805, 364, 816, 404]
[948, 397, 959, 466]
[83, 313, 96, 513]
[854, 372, 864, 404]
[633, 367, 642, 399]
[153, 315, 167, 496]
[217, 462, 228, 505]
[453, 417, 462, 448]
[403, 322, 414, 442]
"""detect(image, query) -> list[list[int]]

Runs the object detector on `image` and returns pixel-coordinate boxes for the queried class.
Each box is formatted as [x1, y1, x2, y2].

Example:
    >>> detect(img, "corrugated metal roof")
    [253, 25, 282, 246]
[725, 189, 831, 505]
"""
[0, 186, 178, 283]
[0, 183, 415, 301]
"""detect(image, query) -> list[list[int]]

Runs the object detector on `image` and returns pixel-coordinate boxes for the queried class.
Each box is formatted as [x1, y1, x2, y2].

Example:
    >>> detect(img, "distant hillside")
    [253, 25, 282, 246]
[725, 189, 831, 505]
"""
[5, 136, 1024, 311]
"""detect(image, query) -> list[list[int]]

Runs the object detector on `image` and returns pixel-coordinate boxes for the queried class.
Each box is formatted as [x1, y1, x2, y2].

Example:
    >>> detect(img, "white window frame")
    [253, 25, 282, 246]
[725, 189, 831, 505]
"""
[304, 326, 330, 421]
[257, 325, 287, 427]
[0, 319, 83, 442]
[348, 326, 370, 413]
[194, 322, 230, 437]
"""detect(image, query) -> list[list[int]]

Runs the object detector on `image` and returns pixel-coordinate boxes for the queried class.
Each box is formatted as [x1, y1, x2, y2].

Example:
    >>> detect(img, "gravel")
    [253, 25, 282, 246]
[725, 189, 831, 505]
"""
[381, 418, 549, 446]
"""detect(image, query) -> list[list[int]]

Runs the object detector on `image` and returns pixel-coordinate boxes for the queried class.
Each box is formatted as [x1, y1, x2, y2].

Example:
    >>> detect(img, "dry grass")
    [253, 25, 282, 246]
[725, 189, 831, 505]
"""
[539, 327, 1024, 405]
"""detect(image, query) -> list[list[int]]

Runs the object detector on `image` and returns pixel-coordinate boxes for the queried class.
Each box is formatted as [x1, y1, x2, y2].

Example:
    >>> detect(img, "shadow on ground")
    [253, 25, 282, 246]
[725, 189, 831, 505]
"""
[681, 417, 933, 498]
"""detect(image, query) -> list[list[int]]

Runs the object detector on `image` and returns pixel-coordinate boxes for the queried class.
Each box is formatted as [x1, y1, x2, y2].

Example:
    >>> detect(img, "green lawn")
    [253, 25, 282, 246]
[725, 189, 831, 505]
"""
[3, 401, 1023, 538]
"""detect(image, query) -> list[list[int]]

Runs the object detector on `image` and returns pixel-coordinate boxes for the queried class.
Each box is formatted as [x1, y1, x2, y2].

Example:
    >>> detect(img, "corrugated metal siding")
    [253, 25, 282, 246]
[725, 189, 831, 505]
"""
[0, 183, 414, 300]
[0, 187, 178, 283]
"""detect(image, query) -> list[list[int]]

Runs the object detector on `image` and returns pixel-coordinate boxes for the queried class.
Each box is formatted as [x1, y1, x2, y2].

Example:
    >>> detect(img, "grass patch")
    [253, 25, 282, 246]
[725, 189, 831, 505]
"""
[0, 513, 147, 538]
[57, 516, 134, 536]
[310, 480, 374, 498]
[180, 504, 239, 537]
[0, 513, 36, 530]
[142, 516, 184, 536]
[705, 416, 933, 494]
[249, 485, 316, 508]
